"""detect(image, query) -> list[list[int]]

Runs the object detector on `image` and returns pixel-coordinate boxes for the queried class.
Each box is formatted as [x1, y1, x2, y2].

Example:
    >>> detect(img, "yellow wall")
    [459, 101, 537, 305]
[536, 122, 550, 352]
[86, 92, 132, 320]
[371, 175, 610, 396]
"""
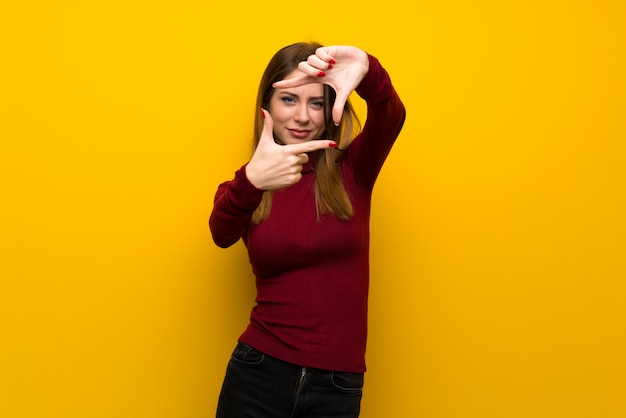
[1, 1, 625, 417]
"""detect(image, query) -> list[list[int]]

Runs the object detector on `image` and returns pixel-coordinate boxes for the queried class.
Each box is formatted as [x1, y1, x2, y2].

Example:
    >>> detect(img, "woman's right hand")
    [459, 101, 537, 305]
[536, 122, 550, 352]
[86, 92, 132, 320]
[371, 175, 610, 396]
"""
[245, 109, 336, 191]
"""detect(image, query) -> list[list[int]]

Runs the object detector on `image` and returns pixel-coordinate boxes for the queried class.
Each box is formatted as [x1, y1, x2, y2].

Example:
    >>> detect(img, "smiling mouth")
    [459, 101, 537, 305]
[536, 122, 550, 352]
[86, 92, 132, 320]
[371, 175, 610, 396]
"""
[288, 129, 311, 139]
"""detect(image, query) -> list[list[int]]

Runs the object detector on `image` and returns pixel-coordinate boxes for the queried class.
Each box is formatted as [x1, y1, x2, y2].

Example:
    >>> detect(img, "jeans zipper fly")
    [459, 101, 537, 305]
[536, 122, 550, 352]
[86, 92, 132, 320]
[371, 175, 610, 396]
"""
[293, 367, 307, 410]
[297, 367, 307, 392]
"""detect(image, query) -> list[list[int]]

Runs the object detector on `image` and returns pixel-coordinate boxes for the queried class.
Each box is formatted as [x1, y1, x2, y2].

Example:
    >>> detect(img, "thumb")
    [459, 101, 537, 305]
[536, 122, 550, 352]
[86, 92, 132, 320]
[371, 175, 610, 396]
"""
[259, 108, 275, 146]
[332, 91, 349, 126]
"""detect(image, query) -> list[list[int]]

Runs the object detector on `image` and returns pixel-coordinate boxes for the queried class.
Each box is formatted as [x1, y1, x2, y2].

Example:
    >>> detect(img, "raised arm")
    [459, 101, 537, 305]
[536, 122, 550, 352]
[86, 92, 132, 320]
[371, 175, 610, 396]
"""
[345, 54, 406, 190]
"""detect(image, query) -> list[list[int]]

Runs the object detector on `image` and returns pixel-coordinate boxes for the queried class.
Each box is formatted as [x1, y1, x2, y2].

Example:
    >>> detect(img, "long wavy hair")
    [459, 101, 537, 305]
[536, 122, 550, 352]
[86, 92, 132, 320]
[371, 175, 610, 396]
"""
[251, 42, 361, 224]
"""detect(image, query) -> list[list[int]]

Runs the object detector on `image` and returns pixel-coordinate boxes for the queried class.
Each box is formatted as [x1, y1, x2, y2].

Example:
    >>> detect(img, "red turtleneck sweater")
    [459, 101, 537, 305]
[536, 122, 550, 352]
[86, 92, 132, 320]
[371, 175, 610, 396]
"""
[209, 54, 405, 372]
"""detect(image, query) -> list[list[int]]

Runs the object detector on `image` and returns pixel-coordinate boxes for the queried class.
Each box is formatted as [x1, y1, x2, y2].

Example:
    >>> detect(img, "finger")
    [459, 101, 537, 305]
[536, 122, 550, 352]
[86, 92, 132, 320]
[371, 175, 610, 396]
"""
[259, 108, 275, 145]
[331, 92, 349, 126]
[285, 140, 336, 155]
[297, 61, 328, 77]
[298, 152, 309, 165]
[315, 47, 336, 64]
[272, 72, 317, 89]
[307, 54, 332, 70]
[285, 153, 308, 167]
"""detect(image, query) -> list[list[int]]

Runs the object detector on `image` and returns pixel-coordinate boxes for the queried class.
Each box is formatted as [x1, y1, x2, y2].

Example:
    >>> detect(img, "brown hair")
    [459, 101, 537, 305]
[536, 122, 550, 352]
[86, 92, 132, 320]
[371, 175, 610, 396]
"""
[251, 42, 361, 224]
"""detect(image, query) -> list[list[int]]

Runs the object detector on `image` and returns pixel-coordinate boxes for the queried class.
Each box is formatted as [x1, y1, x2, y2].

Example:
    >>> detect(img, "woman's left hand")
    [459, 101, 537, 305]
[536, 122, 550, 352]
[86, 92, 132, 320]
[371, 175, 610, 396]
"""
[273, 46, 369, 126]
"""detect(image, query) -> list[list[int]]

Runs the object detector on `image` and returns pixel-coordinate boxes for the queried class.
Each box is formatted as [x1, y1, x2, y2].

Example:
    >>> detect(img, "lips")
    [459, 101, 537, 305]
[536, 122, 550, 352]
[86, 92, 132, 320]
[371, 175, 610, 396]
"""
[288, 129, 312, 139]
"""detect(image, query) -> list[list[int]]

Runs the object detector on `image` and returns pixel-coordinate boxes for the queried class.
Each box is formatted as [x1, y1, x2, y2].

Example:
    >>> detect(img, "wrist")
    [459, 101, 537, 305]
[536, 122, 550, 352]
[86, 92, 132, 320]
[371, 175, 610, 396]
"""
[244, 163, 264, 190]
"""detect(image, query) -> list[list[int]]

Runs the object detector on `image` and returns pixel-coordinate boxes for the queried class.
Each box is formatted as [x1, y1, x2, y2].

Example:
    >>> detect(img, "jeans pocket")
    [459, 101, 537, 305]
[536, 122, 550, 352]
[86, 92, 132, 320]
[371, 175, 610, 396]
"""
[330, 371, 364, 393]
[229, 342, 266, 366]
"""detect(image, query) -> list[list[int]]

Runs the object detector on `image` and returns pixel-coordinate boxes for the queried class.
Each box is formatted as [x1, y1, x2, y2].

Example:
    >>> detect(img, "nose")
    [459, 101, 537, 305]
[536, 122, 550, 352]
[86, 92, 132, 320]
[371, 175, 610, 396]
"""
[293, 103, 310, 123]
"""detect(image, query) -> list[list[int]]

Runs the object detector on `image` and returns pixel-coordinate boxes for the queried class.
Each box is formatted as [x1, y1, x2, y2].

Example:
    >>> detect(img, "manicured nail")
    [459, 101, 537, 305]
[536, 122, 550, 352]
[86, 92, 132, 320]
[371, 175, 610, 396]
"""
[317, 71, 325, 77]
[329, 58, 336, 64]
[260, 109, 265, 119]
[329, 141, 337, 148]
[327, 64, 334, 70]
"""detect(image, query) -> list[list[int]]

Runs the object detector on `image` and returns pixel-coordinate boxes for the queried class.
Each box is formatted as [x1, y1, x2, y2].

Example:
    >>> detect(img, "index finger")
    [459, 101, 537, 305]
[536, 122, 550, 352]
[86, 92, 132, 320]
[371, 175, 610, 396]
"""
[283, 140, 337, 155]
[272, 71, 319, 89]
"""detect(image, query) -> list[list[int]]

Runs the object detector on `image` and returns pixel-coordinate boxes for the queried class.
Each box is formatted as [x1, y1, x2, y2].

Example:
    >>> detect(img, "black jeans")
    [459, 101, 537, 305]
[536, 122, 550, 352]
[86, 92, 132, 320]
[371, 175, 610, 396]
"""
[216, 342, 363, 418]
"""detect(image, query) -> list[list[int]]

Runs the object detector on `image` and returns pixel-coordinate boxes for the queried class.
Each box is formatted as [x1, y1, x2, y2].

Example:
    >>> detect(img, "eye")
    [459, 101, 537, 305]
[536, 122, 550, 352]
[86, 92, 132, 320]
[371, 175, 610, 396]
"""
[281, 96, 296, 104]
[311, 100, 324, 109]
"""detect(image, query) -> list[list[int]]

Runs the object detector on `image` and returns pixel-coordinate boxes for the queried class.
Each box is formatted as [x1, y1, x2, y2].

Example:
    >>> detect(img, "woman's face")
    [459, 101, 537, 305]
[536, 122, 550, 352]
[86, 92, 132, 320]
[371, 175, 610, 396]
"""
[268, 69, 326, 145]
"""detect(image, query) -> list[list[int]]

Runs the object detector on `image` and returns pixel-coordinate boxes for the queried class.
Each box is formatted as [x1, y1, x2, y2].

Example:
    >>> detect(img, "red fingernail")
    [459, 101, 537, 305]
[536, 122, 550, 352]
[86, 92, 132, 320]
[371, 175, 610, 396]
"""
[260, 109, 265, 119]
[329, 58, 336, 64]
[317, 71, 325, 77]
[329, 141, 337, 148]
[327, 64, 334, 70]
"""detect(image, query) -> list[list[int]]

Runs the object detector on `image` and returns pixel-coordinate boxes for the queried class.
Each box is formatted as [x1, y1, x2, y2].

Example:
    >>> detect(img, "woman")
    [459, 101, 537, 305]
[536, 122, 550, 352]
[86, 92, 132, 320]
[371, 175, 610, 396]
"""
[210, 42, 405, 417]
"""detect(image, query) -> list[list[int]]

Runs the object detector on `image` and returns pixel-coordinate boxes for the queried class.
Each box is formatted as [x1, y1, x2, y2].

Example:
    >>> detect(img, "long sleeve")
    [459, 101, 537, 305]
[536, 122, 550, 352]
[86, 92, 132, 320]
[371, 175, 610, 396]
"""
[209, 164, 265, 248]
[346, 54, 406, 190]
